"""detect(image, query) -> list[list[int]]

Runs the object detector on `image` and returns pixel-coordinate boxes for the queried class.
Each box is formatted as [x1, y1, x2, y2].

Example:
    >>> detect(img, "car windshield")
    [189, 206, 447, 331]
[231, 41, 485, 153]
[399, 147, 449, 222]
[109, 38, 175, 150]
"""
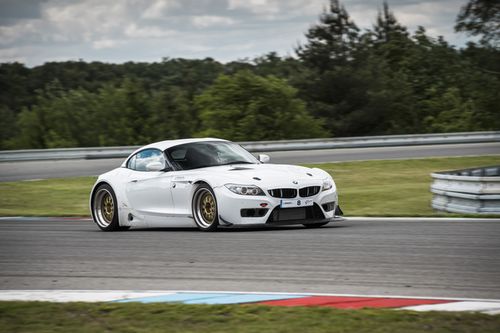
[165, 141, 259, 170]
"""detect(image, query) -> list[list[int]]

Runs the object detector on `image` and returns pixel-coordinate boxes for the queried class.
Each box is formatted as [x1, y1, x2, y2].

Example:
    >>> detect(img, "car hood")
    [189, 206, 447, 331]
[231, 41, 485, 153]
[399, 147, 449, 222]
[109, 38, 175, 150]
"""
[189, 163, 332, 189]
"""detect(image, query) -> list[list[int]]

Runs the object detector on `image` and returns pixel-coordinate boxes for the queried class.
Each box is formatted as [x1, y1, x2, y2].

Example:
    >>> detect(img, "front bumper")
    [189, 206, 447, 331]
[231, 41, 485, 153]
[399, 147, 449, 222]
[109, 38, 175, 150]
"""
[213, 185, 339, 225]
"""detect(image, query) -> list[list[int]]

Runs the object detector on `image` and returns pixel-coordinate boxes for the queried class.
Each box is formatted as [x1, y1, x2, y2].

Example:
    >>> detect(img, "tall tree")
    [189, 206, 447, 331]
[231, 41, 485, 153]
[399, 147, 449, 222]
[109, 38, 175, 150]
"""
[455, 0, 500, 47]
[0, 106, 18, 149]
[373, 1, 409, 43]
[195, 71, 325, 141]
[293, 0, 363, 136]
[422, 87, 479, 132]
[296, 0, 359, 73]
[147, 86, 196, 140]
[371, 2, 413, 68]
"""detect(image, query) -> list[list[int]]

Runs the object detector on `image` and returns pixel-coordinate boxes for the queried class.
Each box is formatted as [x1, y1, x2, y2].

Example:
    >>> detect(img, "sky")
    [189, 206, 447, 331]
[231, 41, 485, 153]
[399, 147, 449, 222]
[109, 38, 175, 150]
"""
[0, 0, 471, 67]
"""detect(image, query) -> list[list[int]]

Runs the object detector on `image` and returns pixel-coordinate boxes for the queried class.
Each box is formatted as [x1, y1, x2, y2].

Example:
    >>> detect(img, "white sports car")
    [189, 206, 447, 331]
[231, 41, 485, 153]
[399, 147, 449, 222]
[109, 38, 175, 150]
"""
[90, 138, 342, 231]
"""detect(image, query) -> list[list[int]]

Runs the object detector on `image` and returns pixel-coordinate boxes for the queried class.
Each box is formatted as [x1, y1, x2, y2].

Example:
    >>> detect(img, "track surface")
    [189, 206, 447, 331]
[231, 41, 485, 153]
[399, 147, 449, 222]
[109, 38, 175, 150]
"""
[1, 142, 499, 181]
[1, 218, 499, 299]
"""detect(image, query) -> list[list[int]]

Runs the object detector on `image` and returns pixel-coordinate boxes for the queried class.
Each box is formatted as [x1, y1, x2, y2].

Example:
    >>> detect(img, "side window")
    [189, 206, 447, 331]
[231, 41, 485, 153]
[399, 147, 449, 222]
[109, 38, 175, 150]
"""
[127, 149, 165, 172]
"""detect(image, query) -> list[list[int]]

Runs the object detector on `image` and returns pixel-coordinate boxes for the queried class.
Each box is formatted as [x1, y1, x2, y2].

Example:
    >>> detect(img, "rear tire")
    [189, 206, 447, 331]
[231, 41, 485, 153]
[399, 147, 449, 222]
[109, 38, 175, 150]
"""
[192, 183, 219, 232]
[92, 184, 129, 231]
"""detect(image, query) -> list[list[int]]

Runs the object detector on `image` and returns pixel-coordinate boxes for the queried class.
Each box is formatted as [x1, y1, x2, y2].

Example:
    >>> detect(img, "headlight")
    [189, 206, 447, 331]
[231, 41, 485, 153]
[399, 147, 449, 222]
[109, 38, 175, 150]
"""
[225, 184, 265, 196]
[322, 179, 333, 191]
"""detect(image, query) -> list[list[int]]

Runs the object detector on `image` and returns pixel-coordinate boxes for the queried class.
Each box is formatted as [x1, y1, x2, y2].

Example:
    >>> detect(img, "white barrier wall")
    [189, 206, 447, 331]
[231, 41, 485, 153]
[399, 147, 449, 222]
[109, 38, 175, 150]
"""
[431, 166, 500, 214]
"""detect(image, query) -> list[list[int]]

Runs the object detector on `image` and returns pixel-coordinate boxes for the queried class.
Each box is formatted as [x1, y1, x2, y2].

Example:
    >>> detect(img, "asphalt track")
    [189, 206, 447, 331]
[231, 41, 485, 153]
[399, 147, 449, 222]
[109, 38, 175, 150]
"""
[1, 217, 499, 299]
[1, 142, 499, 181]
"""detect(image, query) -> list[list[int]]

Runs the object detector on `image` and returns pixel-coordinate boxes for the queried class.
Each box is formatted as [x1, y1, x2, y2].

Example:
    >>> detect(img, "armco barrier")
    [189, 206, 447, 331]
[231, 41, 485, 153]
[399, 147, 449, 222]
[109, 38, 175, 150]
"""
[240, 131, 500, 152]
[431, 166, 500, 214]
[1, 131, 499, 162]
[0, 146, 139, 162]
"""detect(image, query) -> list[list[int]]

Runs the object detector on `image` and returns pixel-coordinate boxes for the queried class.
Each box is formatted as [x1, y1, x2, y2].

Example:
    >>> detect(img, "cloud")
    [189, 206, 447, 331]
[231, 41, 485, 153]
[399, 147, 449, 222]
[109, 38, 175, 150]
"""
[0, 0, 469, 66]
[125, 23, 176, 38]
[228, 0, 324, 20]
[43, 1, 131, 41]
[92, 39, 122, 50]
[0, 46, 27, 63]
[191, 15, 237, 28]
[228, 0, 281, 15]
[142, 0, 181, 19]
[0, 0, 45, 25]
[0, 21, 39, 45]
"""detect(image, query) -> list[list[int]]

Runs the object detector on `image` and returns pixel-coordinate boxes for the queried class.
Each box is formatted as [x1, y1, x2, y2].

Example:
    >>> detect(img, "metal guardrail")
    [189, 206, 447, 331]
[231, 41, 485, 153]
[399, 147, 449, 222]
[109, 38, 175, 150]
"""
[241, 131, 500, 152]
[0, 146, 138, 162]
[1, 131, 499, 162]
[431, 166, 500, 214]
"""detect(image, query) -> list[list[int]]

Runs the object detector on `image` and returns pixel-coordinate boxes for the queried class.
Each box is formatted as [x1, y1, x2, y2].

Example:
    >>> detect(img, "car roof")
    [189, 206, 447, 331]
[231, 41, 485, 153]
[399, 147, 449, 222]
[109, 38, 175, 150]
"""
[141, 137, 227, 151]
[121, 137, 228, 167]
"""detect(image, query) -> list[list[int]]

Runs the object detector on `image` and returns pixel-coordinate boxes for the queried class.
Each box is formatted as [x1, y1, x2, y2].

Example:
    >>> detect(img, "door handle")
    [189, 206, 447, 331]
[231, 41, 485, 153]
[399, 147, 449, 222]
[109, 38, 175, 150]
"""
[130, 180, 138, 183]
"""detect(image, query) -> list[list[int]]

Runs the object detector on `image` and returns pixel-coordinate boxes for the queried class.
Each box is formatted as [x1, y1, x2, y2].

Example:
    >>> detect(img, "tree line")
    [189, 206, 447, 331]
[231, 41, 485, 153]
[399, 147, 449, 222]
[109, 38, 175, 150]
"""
[0, 0, 498, 149]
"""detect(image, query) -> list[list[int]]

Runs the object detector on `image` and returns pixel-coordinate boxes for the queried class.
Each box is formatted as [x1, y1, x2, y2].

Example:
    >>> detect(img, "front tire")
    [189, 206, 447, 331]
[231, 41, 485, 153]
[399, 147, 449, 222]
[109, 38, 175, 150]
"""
[192, 183, 219, 232]
[92, 184, 129, 231]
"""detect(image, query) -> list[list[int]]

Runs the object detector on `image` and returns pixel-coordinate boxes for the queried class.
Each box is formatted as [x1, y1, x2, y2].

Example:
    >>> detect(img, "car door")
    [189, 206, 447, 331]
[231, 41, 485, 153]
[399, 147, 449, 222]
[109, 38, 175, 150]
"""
[125, 149, 174, 222]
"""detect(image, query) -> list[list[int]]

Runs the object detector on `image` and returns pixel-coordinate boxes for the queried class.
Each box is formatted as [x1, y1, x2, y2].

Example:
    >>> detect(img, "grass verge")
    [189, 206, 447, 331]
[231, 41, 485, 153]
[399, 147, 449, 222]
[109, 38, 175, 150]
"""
[1, 301, 499, 333]
[0, 155, 498, 217]
[308, 155, 500, 217]
[0, 176, 95, 216]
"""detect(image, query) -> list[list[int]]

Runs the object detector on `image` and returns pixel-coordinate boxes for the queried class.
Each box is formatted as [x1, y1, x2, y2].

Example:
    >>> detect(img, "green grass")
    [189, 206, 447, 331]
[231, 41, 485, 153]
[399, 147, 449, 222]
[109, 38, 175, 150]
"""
[0, 155, 498, 217]
[0, 301, 499, 333]
[0, 176, 96, 216]
[308, 155, 500, 217]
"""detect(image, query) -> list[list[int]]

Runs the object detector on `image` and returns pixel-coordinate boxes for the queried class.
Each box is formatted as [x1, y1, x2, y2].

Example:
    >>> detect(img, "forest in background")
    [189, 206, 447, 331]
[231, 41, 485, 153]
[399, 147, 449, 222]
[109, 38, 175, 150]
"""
[0, 0, 498, 149]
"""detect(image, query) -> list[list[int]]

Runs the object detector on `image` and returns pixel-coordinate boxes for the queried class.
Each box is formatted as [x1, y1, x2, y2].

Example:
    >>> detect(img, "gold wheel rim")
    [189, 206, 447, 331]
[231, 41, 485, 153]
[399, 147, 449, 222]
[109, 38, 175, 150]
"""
[200, 192, 215, 224]
[101, 193, 114, 222]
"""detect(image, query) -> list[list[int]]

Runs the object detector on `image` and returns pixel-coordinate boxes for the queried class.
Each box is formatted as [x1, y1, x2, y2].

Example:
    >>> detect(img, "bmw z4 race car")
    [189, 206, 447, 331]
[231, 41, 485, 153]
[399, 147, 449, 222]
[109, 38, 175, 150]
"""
[90, 138, 342, 231]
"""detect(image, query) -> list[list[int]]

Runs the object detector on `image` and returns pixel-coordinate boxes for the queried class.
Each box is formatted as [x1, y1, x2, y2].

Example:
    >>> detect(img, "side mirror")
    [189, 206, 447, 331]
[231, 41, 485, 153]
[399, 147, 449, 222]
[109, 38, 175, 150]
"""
[258, 154, 270, 163]
[146, 161, 166, 172]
